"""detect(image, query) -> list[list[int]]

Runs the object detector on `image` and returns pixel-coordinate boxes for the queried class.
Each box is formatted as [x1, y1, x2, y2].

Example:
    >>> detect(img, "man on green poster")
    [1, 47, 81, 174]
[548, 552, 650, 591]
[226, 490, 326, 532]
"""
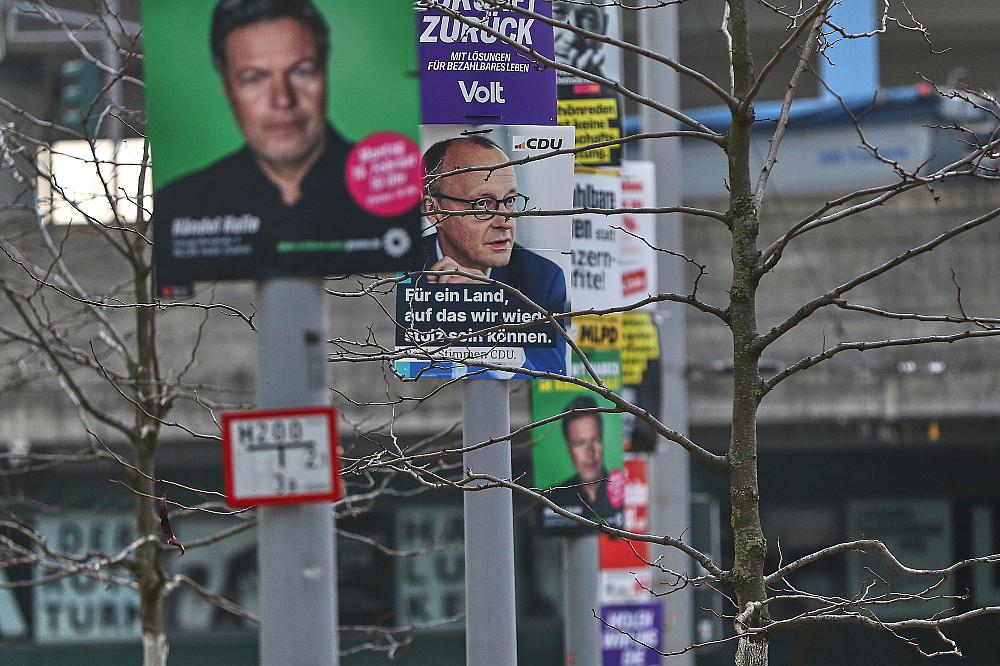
[545, 396, 624, 526]
[148, 0, 423, 295]
[155, 0, 350, 219]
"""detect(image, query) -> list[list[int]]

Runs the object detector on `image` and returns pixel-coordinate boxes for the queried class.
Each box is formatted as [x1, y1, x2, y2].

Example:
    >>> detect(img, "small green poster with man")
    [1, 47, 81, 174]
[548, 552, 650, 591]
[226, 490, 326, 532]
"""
[531, 331, 625, 535]
[143, 0, 424, 297]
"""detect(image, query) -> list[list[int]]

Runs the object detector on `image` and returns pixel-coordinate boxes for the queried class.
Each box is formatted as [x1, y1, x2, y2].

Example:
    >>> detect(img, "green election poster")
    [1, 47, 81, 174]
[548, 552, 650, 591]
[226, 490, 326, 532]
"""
[143, 0, 423, 295]
[532, 341, 625, 535]
[143, 0, 419, 186]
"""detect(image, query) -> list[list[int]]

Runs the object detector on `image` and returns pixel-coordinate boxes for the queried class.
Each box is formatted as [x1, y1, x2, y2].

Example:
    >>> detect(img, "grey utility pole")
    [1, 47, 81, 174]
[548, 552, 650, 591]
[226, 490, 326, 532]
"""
[103, 0, 121, 142]
[257, 279, 339, 666]
[563, 536, 601, 666]
[639, 4, 696, 665]
[463, 379, 517, 665]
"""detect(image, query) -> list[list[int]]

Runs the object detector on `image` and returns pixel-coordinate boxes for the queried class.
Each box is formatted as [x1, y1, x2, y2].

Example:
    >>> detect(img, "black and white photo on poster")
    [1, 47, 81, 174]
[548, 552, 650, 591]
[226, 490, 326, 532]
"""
[552, 2, 623, 167]
[552, 1, 622, 86]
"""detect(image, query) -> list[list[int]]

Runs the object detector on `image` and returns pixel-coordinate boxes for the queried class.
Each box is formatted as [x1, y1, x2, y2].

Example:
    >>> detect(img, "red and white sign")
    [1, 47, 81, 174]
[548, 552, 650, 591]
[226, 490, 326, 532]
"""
[221, 406, 342, 508]
[620, 161, 658, 304]
[599, 456, 653, 603]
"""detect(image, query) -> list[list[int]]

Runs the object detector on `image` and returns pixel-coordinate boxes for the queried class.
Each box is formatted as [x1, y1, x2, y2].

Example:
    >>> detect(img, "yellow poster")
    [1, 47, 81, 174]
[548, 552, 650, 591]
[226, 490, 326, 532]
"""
[557, 97, 622, 165]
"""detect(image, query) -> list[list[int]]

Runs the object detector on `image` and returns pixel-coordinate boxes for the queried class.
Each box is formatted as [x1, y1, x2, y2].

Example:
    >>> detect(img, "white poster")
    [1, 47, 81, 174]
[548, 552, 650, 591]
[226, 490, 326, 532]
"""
[571, 167, 623, 310]
[34, 513, 140, 643]
[395, 124, 575, 380]
[620, 161, 658, 306]
[394, 505, 464, 628]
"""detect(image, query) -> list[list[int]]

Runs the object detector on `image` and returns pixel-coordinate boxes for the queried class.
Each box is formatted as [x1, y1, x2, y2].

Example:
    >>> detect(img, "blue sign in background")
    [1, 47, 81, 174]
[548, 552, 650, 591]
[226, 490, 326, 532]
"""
[601, 602, 664, 666]
[417, 2, 557, 125]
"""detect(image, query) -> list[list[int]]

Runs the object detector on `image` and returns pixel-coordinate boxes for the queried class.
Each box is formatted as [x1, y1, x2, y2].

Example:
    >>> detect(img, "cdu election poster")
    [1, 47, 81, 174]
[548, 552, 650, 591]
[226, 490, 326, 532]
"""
[417, 0, 557, 125]
[144, 0, 425, 297]
[394, 123, 574, 380]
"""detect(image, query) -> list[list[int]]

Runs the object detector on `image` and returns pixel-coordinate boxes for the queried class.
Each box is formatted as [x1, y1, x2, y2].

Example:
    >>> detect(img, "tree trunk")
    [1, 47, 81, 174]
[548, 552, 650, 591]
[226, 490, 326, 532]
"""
[143, 631, 170, 666]
[736, 635, 769, 666]
[725, 1, 769, 663]
[135, 433, 166, 666]
[133, 261, 167, 666]
[728, 186, 769, 665]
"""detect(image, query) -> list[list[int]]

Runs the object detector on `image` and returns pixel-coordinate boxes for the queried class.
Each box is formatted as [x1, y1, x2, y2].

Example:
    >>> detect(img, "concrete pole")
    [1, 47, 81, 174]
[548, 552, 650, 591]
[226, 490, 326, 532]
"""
[463, 379, 517, 666]
[103, 0, 122, 135]
[563, 536, 601, 666]
[257, 279, 339, 666]
[104, 0, 122, 212]
[638, 5, 696, 664]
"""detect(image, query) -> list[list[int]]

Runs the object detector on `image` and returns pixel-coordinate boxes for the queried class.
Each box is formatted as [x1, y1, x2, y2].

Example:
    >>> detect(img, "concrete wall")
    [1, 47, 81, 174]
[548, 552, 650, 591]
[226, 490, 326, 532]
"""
[685, 180, 1000, 427]
[2, 3, 997, 451]
[0, 207, 464, 447]
[3, 166, 995, 446]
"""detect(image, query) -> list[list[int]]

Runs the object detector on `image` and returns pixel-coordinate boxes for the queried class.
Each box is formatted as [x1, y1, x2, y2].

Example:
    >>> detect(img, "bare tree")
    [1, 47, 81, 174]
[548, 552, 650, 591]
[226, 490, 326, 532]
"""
[0, 5, 256, 662]
[0, 2, 480, 662]
[2, 1, 1000, 665]
[389, 1, 1000, 664]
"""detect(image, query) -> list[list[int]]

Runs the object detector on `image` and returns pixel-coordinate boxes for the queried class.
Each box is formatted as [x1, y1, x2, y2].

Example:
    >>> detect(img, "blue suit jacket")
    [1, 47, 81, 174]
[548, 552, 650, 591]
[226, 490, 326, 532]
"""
[421, 235, 568, 377]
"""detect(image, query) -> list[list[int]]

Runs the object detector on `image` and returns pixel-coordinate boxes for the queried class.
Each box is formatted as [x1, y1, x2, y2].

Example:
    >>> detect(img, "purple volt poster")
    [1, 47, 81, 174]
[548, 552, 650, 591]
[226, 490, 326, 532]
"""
[417, 1, 557, 125]
[601, 603, 664, 666]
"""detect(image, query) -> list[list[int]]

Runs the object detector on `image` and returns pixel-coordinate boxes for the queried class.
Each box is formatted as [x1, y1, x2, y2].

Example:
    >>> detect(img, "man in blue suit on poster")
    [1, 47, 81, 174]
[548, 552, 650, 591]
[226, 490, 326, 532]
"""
[420, 136, 568, 376]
